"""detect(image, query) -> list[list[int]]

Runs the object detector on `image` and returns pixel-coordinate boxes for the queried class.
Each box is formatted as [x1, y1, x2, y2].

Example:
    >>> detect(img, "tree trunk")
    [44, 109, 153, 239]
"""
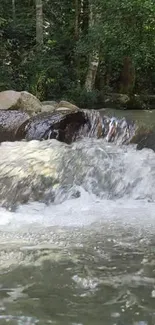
[75, 0, 79, 40]
[81, 0, 89, 34]
[84, 2, 99, 92]
[36, 0, 43, 48]
[12, 0, 16, 23]
[85, 52, 99, 91]
[119, 56, 135, 94]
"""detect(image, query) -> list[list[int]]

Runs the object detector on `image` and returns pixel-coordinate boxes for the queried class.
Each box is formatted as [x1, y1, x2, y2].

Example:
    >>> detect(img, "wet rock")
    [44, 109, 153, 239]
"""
[16, 110, 88, 144]
[0, 110, 30, 142]
[57, 100, 79, 111]
[83, 109, 103, 138]
[0, 108, 103, 145]
[103, 115, 155, 152]
[130, 126, 155, 151]
[103, 117, 136, 144]
[0, 140, 62, 209]
[0, 90, 42, 114]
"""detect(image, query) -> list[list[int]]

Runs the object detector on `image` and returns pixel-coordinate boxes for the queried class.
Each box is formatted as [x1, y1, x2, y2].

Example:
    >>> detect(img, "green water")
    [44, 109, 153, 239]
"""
[100, 108, 155, 127]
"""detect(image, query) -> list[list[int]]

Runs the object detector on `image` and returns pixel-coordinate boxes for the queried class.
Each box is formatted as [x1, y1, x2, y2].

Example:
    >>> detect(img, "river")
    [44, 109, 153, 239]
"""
[0, 110, 155, 325]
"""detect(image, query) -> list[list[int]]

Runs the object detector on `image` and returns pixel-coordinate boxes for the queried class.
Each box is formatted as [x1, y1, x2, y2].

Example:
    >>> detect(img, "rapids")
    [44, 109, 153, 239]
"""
[0, 136, 155, 324]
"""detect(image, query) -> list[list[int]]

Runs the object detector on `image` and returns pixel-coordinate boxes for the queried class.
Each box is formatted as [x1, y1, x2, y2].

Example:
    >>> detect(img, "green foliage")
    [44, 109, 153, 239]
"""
[67, 87, 101, 109]
[0, 0, 155, 107]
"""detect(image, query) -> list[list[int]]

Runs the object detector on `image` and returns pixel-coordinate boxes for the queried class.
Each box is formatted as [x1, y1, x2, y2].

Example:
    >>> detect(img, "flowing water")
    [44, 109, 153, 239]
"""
[0, 112, 155, 324]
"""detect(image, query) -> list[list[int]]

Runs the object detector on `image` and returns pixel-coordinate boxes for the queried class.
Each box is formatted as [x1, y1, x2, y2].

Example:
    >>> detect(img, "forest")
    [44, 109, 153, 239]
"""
[0, 0, 155, 108]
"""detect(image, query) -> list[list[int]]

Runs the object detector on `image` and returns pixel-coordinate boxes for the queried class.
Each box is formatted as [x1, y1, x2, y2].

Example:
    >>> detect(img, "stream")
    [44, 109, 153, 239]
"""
[0, 109, 155, 325]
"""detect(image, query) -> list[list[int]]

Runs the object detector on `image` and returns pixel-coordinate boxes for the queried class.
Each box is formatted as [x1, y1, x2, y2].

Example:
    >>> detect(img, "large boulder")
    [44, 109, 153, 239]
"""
[17, 91, 42, 114]
[0, 90, 42, 114]
[16, 110, 88, 144]
[0, 90, 20, 110]
[15, 109, 103, 143]
[0, 109, 103, 144]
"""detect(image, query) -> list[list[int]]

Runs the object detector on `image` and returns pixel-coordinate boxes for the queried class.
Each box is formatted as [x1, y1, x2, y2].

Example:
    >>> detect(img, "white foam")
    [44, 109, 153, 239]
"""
[0, 188, 155, 232]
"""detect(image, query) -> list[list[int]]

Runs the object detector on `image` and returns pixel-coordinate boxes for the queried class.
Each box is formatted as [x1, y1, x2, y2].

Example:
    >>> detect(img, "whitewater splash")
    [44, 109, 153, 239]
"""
[0, 138, 155, 209]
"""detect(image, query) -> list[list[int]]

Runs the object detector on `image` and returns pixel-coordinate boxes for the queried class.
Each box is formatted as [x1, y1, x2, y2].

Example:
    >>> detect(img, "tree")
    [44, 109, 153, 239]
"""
[0, 0, 155, 104]
[84, 1, 100, 92]
[36, 0, 43, 48]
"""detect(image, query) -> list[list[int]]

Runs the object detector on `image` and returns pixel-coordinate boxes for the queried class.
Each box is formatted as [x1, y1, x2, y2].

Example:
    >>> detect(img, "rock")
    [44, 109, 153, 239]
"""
[103, 116, 136, 144]
[17, 91, 42, 114]
[0, 90, 21, 110]
[83, 109, 103, 138]
[41, 101, 58, 108]
[103, 93, 146, 109]
[0, 108, 104, 144]
[57, 100, 79, 111]
[16, 109, 103, 143]
[0, 140, 63, 208]
[0, 90, 42, 114]
[0, 110, 30, 142]
[125, 94, 146, 109]
[56, 107, 72, 112]
[104, 93, 130, 108]
[41, 105, 56, 113]
[16, 110, 88, 144]
[102, 115, 155, 152]
[130, 126, 155, 151]
[141, 94, 155, 109]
